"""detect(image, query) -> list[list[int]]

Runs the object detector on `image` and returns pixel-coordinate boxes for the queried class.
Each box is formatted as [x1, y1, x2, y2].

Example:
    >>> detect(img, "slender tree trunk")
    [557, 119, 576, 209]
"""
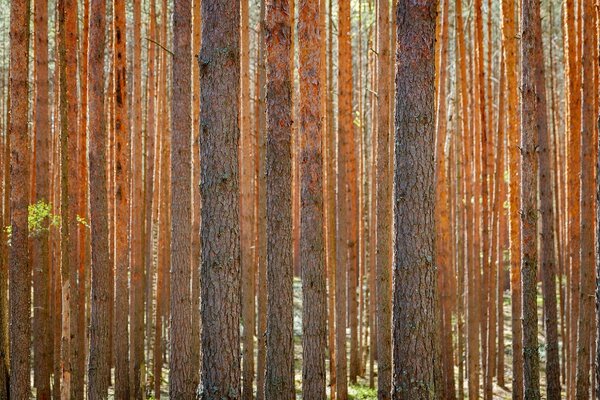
[130, 0, 145, 395]
[375, 0, 392, 397]
[86, 0, 111, 396]
[392, 0, 441, 398]
[144, 0, 158, 367]
[520, 0, 544, 396]
[170, 0, 194, 397]
[299, 0, 327, 397]
[199, 0, 241, 397]
[33, 0, 51, 397]
[58, 0, 82, 396]
[563, 0, 581, 395]
[435, 0, 455, 397]
[575, 0, 596, 397]
[455, 0, 480, 396]
[112, 0, 131, 397]
[534, 1, 560, 397]
[8, 0, 31, 398]
[335, 0, 354, 396]
[501, 0, 524, 396]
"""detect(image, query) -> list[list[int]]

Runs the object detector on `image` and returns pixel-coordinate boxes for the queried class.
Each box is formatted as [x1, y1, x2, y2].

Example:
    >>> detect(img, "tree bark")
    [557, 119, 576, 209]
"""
[575, 0, 596, 397]
[299, 0, 328, 397]
[264, 0, 295, 398]
[170, 0, 194, 398]
[113, 0, 131, 397]
[376, 0, 392, 396]
[520, 0, 544, 397]
[392, 0, 441, 398]
[501, 0, 524, 396]
[86, 0, 111, 397]
[33, 0, 51, 397]
[199, 0, 241, 397]
[8, 0, 31, 398]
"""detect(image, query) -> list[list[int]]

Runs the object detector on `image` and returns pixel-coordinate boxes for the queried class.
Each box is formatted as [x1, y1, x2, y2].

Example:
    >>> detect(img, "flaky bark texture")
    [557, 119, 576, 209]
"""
[113, 0, 131, 397]
[392, 0, 441, 398]
[520, 0, 542, 397]
[8, 0, 31, 398]
[376, 0, 392, 396]
[170, 0, 194, 398]
[264, 0, 295, 398]
[198, 0, 241, 397]
[575, 0, 596, 397]
[86, 0, 111, 397]
[299, 0, 327, 397]
[33, 0, 52, 397]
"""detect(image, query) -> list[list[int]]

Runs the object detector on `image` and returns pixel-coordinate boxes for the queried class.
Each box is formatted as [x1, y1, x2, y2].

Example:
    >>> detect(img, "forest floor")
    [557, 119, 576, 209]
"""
[37, 279, 559, 399]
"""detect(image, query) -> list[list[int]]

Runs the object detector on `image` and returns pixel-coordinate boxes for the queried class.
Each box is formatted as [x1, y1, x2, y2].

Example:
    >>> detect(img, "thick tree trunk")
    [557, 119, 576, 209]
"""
[392, 0, 441, 398]
[199, 0, 241, 397]
[264, 0, 295, 398]
[170, 0, 194, 398]
[8, 0, 31, 398]
[86, 0, 111, 397]
[33, 0, 51, 397]
[299, 0, 327, 397]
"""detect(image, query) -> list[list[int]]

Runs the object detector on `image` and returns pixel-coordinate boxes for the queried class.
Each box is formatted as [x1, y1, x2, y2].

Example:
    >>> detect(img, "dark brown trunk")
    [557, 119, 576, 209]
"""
[199, 0, 241, 397]
[392, 0, 441, 398]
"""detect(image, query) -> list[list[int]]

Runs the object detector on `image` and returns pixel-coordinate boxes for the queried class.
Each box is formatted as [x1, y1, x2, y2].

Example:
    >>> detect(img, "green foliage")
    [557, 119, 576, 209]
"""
[76, 215, 90, 228]
[28, 200, 60, 237]
[348, 383, 377, 400]
[3, 225, 11, 247]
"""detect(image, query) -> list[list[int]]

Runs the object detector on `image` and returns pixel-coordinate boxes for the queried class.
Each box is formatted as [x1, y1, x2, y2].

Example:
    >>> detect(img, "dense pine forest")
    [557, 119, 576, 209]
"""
[1, 0, 599, 398]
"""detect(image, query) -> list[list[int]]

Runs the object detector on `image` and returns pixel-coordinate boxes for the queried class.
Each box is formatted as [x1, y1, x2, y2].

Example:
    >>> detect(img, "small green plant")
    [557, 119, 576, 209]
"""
[28, 200, 60, 237]
[76, 215, 90, 228]
[3, 225, 11, 247]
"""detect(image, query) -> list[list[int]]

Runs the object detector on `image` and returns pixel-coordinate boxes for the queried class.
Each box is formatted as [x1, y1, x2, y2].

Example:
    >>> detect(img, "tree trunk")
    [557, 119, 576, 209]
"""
[130, 0, 146, 395]
[392, 0, 441, 398]
[376, 0, 392, 396]
[199, 0, 241, 397]
[575, 0, 596, 397]
[8, 0, 31, 398]
[520, 0, 544, 396]
[299, 0, 327, 397]
[501, 0, 524, 396]
[86, 0, 111, 396]
[113, 0, 131, 397]
[264, 0, 295, 398]
[170, 0, 194, 397]
[33, 0, 51, 397]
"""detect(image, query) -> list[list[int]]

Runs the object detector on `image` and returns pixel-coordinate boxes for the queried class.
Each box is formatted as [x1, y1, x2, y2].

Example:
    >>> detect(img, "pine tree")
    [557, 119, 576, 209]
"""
[199, 0, 241, 397]
[392, 0, 441, 397]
